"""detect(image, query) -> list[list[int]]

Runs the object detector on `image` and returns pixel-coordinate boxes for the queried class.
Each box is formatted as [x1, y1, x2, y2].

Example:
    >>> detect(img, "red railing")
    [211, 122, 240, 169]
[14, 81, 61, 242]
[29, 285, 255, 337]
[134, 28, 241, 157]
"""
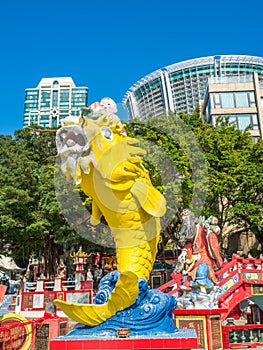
[158, 255, 263, 307]
[0, 316, 68, 350]
[0, 317, 45, 350]
[157, 271, 182, 294]
[216, 255, 263, 284]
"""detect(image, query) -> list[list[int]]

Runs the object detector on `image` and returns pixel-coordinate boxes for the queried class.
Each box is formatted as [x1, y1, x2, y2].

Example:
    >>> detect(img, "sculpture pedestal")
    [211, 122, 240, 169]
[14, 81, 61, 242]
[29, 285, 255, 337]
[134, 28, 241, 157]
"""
[50, 277, 199, 349]
[173, 309, 227, 350]
[49, 329, 198, 349]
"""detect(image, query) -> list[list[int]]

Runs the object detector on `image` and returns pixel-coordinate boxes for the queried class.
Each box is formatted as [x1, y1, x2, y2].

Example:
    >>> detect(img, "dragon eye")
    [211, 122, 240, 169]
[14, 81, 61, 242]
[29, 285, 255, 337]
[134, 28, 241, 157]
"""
[101, 126, 113, 141]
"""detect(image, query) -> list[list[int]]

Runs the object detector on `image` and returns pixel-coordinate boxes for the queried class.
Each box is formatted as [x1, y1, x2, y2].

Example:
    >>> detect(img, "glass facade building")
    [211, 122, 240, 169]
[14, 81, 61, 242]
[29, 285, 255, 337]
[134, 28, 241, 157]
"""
[123, 55, 263, 121]
[201, 74, 263, 141]
[23, 77, 88, 128]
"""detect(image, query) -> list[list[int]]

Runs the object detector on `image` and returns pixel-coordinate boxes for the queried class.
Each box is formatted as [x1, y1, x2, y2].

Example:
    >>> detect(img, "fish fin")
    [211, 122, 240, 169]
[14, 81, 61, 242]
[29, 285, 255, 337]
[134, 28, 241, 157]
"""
[90, 201, 102, 225]
[131, 180, 166, 217]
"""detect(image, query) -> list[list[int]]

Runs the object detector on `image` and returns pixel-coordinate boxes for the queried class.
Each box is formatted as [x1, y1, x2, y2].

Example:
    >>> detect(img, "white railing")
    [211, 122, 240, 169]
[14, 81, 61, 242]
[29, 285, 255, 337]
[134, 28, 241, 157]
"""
[24, 278, 77, 292]
[208, 76, 253, 84]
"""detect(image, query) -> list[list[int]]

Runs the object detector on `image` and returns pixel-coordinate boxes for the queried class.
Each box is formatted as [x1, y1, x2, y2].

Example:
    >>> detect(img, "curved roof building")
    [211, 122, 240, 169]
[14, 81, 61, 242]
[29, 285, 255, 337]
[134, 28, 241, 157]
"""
[123, 55, 263, 120]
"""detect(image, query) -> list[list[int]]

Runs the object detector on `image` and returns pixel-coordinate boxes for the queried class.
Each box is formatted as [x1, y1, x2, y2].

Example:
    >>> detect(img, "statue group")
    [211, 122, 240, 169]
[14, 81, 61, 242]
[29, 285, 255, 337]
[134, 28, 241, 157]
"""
[175, 209, 223, 308]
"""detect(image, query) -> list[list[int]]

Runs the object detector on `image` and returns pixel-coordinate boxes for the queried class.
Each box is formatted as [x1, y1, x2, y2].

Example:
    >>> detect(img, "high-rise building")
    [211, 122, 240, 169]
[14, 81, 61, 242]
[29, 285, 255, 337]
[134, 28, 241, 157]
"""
[123, 55, 263, 121]
[23, 77, 88, 128]
[201, 73, 263, 142]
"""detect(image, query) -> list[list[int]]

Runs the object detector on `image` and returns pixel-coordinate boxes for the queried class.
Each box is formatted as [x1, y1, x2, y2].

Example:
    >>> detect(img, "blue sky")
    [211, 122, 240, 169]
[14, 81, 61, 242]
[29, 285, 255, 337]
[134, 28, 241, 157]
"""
[1, 0, 263, 135]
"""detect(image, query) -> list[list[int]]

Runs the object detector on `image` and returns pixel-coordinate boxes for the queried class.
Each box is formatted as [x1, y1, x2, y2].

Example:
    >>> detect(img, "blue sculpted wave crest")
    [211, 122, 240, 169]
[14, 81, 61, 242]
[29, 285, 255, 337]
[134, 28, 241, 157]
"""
[69, 271, 178, 337]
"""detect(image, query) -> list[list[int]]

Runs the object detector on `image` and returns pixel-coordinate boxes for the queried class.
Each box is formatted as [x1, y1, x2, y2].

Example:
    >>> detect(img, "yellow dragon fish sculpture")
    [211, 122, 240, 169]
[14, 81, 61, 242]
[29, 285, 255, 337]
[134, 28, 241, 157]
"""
[54, 105, 166, 326]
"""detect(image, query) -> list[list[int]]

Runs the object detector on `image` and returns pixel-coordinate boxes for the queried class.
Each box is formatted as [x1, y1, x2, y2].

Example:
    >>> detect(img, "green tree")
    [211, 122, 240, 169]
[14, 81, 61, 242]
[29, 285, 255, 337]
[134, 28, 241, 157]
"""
[226, 139, 263, 252]
[0, 128, 88, 275]
[126, 111, 263, 254]
[182, 112, 262, 253]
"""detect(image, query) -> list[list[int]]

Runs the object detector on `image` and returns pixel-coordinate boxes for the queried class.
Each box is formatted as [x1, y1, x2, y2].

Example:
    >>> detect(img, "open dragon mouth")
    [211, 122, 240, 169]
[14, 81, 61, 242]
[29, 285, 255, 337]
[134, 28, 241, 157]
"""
[56, 125, 90, 156]
[56, 124, 96, 183]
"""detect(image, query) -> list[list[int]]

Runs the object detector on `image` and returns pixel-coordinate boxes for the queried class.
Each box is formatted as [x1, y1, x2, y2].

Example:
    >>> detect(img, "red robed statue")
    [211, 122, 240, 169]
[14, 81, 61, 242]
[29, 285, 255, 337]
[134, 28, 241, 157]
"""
[175, 209, 223, 291]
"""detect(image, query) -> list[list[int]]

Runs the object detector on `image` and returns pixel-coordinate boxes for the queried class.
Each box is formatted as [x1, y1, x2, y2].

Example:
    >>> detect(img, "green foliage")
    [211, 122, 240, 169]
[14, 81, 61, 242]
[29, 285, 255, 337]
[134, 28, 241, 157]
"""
[127, 111, 263, 252]
[0, 128, 97, 275]
[225, 139, 263, 245]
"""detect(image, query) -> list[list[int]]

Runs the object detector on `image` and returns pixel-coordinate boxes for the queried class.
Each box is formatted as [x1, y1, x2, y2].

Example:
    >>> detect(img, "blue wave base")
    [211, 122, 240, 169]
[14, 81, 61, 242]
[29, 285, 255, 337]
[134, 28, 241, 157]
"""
[68, 271, 178, 337]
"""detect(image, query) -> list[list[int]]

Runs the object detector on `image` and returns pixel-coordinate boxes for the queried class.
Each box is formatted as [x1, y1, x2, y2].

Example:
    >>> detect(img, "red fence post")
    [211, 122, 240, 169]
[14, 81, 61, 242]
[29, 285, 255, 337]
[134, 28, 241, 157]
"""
[221, 326, 229, 350]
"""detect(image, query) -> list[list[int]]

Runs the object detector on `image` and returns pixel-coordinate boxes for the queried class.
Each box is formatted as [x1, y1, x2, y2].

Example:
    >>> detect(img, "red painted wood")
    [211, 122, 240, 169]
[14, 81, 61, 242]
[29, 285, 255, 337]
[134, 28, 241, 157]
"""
[50, 336, 198, 349]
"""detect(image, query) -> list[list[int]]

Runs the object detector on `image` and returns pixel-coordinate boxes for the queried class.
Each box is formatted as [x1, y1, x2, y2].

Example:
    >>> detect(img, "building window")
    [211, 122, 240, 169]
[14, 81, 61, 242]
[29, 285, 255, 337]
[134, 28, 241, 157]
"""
[213, 113, 259, 130]
[221, 93, 235, 108]
[29, 112, 38, 125]
[211, 91, 256, 109]
[60, 90, 70, 109]
[52, 116, 58, 127]
[235, 91, 256, 107]
[40, 90, 51, 109]
[39, 115, 50, 128]
[238, 114, 252, 129]
[52, 90, 58, 108]
[72, 89, 88, 109]
[248, 92, 256, 107]
[71, 111, 81, 116]
[214, 93, 221, 108]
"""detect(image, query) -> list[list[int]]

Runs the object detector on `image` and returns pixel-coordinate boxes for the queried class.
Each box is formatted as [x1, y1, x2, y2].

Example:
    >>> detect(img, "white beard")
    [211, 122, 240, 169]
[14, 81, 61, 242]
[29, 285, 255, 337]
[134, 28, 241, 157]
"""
[60, 151, 97, 184]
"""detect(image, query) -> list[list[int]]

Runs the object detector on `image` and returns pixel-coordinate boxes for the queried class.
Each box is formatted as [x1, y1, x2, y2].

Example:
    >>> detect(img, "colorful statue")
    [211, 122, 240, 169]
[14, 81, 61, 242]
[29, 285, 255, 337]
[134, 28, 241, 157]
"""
[175, 210, 223, 292]
[56, 258, 67, 278]
[83, 97, 120, 124]
[54, 100, 168, 328]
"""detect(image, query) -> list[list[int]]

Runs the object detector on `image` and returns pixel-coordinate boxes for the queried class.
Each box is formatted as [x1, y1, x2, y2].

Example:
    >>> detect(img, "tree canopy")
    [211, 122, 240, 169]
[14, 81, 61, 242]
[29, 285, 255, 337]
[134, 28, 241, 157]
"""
[0, 111, 262, 274]
[126, 111, 263, 255]
[0, 128, 103, 275]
